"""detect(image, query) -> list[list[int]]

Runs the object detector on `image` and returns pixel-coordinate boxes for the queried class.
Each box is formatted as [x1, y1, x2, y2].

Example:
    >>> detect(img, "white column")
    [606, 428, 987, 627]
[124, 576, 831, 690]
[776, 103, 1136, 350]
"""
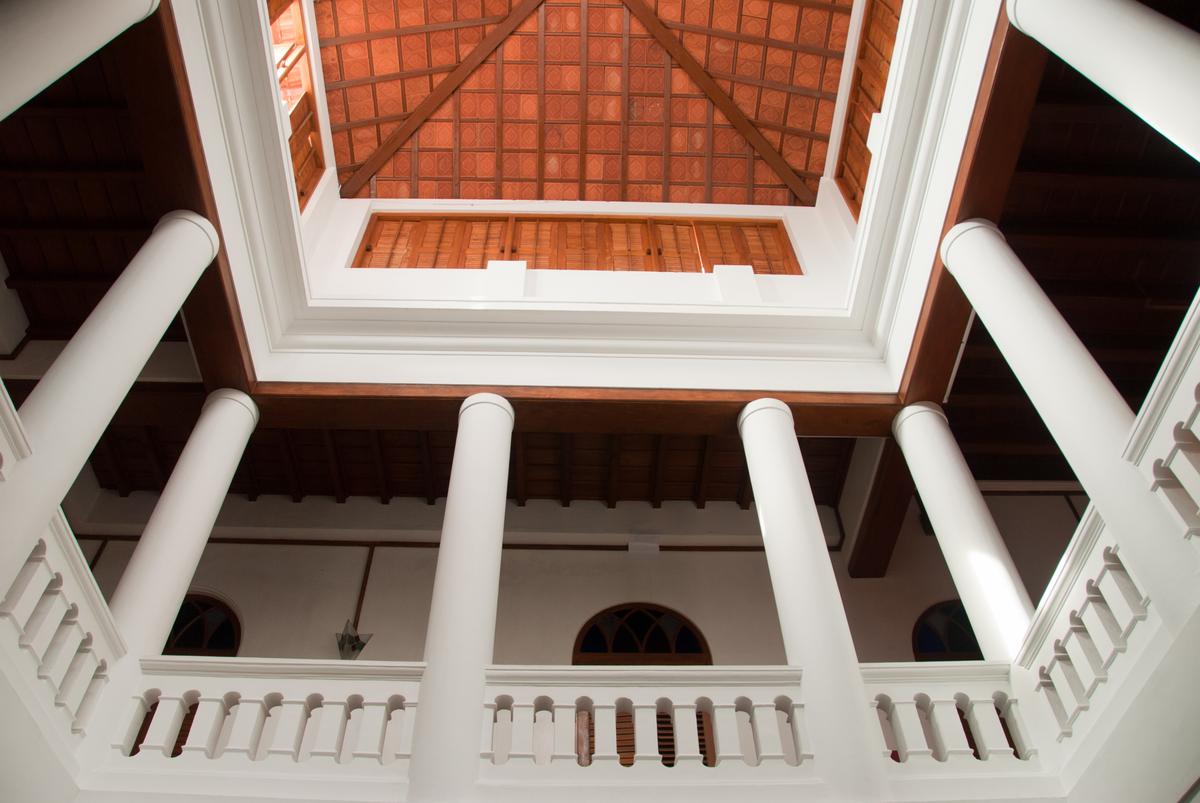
[942, 220, 1190, 628]
[1008, 0, 1200, 163]
[108, 389, 258, 657]
[893, 403, 1033, 660]
[738, 399, 884, 800]
[408, 393, 514, 803]
[0, 211, 219, 593]
[0, 0, 160, 121]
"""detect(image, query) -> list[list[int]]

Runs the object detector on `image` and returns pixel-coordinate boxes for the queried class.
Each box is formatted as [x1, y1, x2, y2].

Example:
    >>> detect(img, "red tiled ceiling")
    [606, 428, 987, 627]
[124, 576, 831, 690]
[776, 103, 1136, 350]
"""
[317, 0, 853, 204]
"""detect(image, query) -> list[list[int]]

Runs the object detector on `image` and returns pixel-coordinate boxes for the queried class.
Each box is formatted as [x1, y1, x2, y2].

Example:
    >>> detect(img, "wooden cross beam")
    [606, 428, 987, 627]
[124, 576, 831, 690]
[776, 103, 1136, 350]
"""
[618, 0, 817, 205]
[338, 0, 547, 199]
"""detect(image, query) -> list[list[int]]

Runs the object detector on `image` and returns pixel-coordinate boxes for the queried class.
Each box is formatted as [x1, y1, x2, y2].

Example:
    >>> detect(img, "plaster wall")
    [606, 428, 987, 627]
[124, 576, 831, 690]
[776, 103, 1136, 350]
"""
[78, 493, 1082, 664]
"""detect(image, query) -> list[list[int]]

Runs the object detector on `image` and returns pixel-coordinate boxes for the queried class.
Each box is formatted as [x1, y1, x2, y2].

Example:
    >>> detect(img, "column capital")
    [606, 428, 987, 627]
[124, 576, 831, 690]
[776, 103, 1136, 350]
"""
[459, 392, 514, 423]
[737, 398, 793, 435]
[155, 210, 220, 262]
[202, 388, 259, 425]
[1005, 0, 1029, 31]
[940, 218, 1003, 265]
[892, 402, 948, 436]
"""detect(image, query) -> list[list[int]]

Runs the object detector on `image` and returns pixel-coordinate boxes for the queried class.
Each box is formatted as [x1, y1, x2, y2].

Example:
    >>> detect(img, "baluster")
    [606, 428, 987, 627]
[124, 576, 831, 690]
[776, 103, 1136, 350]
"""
[264, 698, 309, 764]
[750, 702, 786, 765]
[309, 700, 349, 764]
[479, 701, 497, 763]
[1167, 424, 1200, 501]
[999, 698, 1037, 759]
[223, 698, 269, 760]
[964, 699, 1014, 762]
[0, 547, 52, 632]
[55, 646, 99, 716]
[21, 578, 70, 660]
[712, 703, 745, 764]
[1046, 650, 1089, 726]
[633, 702, 659, 764]
[926, 699, 975, 763]
[178, 696, 227, 762]
[112, 695, 152, 757]
[791, 702, 814, 763]
[533, 708, 554, 765]
[1061, 617, 1106, 697]
[508, 702, 536, 763]
[871, 699, 897, 760]
[1095, 562, 1147, 638]
[591, 703, 619, 764]
[382, 704, 406, 765]
[1078, 589, 1124, 668]
[672, 702, 702, 765]
[1151, 462, 1200, 537]
[889, 700, 934, 763]
[396, 702, 416, 759]
[1037, 667, 1073, 739]
[352, 701, 389, 763]
[72, 668, 107, 734]
[39, 614, 85, 687]
[137, 695, 188, 758]
[551, 702, 577, 763]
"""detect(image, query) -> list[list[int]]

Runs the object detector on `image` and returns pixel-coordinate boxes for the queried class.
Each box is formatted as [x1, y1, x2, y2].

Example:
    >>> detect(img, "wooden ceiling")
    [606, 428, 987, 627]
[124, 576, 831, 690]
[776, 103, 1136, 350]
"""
[943, 10, 1200, 482]
[317, 0, 853, 204]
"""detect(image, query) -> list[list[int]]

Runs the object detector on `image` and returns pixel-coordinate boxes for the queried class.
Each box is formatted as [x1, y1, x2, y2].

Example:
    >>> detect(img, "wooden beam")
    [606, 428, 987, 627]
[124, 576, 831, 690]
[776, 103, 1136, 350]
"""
[252, 382, 901, 437]
[513, 433, 528, 506]
[372, 431, 391, 504]
[899, 15, 1047, 404]
[619, 0, 816, 205]
[280, 430, 303, 502]
[606, 435, 621, 509]
[339, 0, 547, 198]
[322, 430, 346, 503]
[560, 434, 573, 507]
[694, 435, 715, 508]
[846, 440, 915, 578]
[736, 461, 753, 510]
[650, 435, 667, 508]
[97, 434, 130, 498]
[419, 431, 436, 505]
[140, 426, 166, 489]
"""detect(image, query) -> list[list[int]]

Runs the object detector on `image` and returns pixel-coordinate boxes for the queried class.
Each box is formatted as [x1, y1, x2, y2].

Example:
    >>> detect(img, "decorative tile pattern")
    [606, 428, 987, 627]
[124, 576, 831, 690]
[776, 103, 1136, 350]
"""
[317, 0, 852, 204]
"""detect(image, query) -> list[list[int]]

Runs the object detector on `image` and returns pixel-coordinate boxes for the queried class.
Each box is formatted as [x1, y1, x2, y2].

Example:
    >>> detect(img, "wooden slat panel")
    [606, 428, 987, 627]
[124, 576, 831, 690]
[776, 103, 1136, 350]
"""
[351, 214, 801, 275]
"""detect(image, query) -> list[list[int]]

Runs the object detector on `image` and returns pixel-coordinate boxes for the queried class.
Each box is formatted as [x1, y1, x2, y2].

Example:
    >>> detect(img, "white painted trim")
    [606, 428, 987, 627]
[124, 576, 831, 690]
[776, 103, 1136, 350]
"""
[486, 665, 803, 687]
[859, 661, 1012, 685]
[1124, 290, 1200, 464]
[140, 655, 426, 680]
[47, 508, 127, 659]
[1014, 506, 1107, 669]
[0, 378, 32, 472]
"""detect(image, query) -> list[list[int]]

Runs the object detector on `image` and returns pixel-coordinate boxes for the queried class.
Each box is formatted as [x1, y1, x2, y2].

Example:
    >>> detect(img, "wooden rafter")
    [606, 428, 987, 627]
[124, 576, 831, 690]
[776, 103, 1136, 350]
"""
[619, 0, 817, 205]
[338, 0, 548, 198]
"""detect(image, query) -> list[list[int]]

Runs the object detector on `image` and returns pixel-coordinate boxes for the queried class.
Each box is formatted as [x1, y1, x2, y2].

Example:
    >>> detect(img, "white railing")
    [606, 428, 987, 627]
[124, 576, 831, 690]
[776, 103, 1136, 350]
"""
[863, 662, 1036, 768]
[481, 666, 811, 781]
[89, 657, 423, 800]
[0, 510, 124, 744]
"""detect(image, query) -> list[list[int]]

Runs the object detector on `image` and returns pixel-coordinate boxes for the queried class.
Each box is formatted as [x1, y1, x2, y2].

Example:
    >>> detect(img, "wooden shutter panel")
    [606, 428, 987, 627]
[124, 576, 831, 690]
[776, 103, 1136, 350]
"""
[653, 221, 704, 272]
[606, 221, 652, 270]
[616, 710, 635, 766]
[657, 710, 676, 766]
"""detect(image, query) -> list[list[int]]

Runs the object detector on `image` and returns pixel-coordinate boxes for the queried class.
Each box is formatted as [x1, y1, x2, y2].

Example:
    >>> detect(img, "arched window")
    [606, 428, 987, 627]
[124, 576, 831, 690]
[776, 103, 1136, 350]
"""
[912, 599, 982, 661]
[164, 594, 241, 657]
[573, 603, 711, 666]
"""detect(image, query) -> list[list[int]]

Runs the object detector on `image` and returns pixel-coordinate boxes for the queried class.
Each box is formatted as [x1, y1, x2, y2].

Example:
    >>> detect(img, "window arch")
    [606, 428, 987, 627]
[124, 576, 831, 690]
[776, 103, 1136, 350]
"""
[572, 603, 711, 665]
[164, 594, 241, 657]
[912, 599, 982, 661]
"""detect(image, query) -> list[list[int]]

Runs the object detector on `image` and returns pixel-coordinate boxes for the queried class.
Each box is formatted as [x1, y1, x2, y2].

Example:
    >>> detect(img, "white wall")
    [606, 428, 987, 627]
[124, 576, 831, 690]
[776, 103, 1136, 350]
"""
[79, 493, 1083, 664]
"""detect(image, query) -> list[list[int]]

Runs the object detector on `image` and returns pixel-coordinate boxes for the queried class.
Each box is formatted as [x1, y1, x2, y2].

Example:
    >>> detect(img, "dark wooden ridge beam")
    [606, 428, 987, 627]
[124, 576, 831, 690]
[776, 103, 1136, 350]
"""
[251, 382, 901, 437]
[846, 440, 915, 578]
[338, 0, 547, 199]
[899, 14, 1048, 404]
[618, 0, 817, 205]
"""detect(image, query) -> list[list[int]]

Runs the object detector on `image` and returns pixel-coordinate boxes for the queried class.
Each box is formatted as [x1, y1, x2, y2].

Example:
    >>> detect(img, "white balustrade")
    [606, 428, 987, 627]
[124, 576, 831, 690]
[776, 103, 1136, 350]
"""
[481, 666, 811, 783]
[109, 656, 422, 790]
[0, 511, 123, 742]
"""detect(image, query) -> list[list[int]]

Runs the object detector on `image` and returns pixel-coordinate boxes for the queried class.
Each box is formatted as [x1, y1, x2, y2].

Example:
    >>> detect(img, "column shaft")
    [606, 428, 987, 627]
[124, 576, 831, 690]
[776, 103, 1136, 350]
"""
[0, 211, 219, 593]
[108, 390, 258, 657]
[893, 403, 1033, 660]
[1008, 0, 1200, 163]
[408, 394, 513, 803]
[0, 0, 160, 121]
[738, 399, 884, 800]
[942, 220, 1190, 629]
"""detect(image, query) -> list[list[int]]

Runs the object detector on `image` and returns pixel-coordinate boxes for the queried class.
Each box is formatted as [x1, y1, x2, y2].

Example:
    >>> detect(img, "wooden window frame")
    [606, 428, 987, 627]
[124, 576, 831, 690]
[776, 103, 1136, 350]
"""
[269, 0, 325, 211]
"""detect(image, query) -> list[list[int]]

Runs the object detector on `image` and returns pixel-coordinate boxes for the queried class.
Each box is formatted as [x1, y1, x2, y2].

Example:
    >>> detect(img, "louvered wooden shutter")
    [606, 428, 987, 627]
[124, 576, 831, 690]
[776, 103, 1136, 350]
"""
[616, 710, 635, 766]
[653, 221, 704, 272]
[657, 710, 676, 766]
[694, 220, 796, 274]
[698, 708, 715, 766]
[607, 221, 653, 270]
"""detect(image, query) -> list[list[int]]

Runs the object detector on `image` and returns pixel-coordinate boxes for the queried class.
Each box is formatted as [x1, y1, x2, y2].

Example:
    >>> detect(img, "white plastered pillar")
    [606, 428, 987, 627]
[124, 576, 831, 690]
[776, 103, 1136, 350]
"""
[0, 0, 160, 122]
[1008, 0, 1200, 163]
[942, 219, 1191, 629]
[893, 403, 1033, 660]
[0, 211, 218, 593]
[108, 389, 257, 657]
[408, 393, 514, 803]
[738, 399, 884, 801]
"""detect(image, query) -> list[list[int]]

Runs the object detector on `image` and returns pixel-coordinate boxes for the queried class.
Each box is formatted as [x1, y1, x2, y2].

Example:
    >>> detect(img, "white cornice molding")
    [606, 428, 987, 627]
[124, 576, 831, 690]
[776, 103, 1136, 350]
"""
[1125, 291, 1200, 465]
[140, 655, 426, 681]
[485, 665, 803, 687]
